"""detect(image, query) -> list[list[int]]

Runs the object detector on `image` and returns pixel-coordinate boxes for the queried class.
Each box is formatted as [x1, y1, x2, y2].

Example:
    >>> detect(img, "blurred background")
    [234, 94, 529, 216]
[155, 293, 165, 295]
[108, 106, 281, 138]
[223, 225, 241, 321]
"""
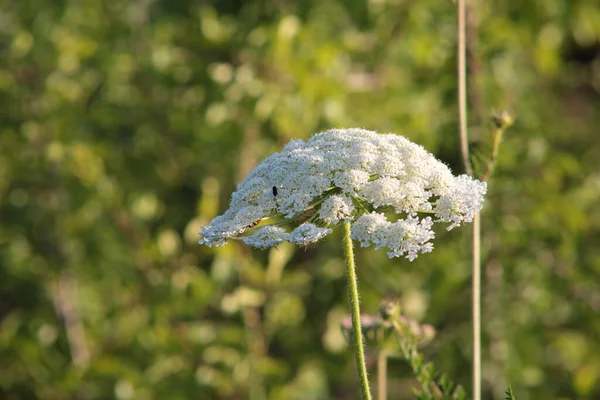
[1, 0, 600, 399]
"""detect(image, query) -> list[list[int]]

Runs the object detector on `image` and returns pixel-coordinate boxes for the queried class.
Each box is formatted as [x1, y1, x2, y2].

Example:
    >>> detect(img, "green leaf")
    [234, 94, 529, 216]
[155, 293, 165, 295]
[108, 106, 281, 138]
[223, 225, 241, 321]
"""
[505, 383, 517, 400]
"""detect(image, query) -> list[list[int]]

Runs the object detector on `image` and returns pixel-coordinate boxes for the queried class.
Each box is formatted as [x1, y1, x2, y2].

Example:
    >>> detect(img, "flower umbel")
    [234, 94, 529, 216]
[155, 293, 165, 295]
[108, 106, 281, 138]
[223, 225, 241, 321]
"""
[199, 129, 486, 260]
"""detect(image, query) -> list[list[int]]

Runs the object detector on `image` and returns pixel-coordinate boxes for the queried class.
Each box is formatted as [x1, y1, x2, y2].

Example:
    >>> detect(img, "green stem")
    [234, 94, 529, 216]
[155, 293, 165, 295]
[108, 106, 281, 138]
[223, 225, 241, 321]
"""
[342, 222, 373, 400]
[391, 320, 443, 399]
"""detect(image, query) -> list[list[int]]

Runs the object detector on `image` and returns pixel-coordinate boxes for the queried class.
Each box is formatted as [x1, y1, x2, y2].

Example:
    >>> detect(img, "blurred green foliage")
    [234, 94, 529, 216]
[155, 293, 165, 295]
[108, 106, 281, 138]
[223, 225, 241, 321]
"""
[1, 0, 600, 399]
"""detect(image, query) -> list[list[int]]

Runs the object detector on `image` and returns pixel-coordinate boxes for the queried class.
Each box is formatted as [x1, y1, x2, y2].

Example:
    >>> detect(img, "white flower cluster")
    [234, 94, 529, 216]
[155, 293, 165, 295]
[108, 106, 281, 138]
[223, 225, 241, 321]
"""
[199, 129, 486, 260]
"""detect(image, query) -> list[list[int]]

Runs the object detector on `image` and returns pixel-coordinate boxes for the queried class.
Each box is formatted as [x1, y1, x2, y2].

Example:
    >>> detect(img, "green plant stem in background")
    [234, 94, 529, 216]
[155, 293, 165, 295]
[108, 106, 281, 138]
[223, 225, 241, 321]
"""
[342, 222, 373, 400]
[392, 320, 444, 399]
[505, 383, 517, 400]
[481, 112, 513, 181]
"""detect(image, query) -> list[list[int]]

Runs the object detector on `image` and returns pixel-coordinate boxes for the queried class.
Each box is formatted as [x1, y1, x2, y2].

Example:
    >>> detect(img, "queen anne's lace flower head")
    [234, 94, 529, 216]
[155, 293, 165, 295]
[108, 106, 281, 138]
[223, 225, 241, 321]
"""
[199, 129, 486, 260]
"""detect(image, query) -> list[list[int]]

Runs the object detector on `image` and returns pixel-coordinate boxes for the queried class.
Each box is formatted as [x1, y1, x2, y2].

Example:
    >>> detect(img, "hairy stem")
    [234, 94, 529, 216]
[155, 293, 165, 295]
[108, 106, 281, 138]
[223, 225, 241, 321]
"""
[342, 222, 373, 400]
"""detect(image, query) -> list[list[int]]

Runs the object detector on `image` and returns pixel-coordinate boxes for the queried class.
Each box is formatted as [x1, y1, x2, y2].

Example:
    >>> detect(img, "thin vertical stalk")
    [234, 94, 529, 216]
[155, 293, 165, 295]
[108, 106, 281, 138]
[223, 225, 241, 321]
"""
[377, 351, 387, 400]
[472, 213, 481, 400]
[457, 0, 481, 399]
[458, 0, 473, 177]
[342, 222, 373, 400]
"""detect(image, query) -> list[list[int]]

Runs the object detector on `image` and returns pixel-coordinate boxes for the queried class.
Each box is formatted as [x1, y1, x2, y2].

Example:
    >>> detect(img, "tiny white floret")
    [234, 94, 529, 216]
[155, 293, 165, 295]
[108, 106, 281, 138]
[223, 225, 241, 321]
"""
[319, 194, 355, 224]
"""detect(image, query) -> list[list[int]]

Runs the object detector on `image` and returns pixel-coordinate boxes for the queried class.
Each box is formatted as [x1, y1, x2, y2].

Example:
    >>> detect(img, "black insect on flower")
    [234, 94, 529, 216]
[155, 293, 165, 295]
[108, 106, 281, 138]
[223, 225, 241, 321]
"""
[272, 186, 278, 197]
[247, 219, 262, 228]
